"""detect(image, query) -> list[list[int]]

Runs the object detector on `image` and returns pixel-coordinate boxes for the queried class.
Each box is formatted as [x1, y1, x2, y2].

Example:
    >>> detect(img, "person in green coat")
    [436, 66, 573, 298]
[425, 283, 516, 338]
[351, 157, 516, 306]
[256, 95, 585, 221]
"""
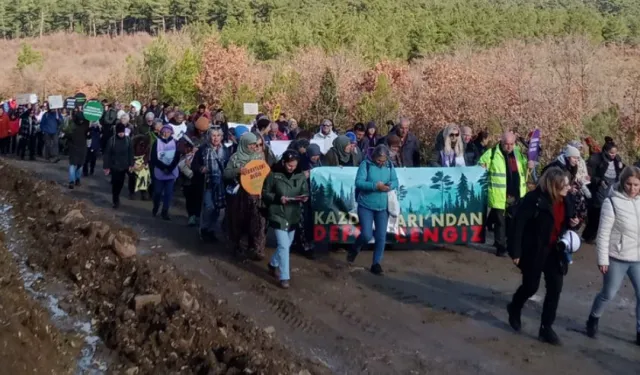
[262, 150, 309, 289]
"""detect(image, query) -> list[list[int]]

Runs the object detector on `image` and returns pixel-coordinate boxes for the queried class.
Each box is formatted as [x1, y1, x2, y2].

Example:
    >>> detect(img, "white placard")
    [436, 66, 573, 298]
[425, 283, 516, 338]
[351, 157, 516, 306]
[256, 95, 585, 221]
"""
[243, 103, 259, 115]
[310, 139, 330, 154]
[28, 94, 38, 104]
[48, 95, 63, 109]
[16, 94, 31, 105]
[270, 140, 291, 158]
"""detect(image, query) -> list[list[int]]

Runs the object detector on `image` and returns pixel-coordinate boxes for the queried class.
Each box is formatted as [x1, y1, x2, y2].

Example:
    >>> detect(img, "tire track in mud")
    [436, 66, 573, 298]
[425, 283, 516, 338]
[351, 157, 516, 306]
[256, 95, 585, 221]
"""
[203, 256, 428, 373]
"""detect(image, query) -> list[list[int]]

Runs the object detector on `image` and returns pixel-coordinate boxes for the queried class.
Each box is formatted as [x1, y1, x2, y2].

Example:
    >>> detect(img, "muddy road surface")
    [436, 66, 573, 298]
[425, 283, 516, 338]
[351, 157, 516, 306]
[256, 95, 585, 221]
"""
[2, 156, 640, 375]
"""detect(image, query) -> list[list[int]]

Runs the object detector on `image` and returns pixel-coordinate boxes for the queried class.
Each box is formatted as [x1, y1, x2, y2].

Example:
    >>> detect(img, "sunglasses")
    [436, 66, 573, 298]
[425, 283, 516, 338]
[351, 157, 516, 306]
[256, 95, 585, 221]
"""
[450, 133, 460, 138]
[256, 143, 264, 147]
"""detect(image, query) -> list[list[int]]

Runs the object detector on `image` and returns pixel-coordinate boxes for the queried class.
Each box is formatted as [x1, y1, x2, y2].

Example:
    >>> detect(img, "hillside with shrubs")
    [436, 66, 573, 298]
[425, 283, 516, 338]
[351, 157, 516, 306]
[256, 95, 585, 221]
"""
[2, 0, 640, 161]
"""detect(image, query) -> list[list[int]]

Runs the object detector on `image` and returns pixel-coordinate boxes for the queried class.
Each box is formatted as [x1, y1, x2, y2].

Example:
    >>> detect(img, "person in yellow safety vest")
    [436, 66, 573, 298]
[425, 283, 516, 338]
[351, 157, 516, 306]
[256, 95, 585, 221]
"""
[479, 131, 533, 257]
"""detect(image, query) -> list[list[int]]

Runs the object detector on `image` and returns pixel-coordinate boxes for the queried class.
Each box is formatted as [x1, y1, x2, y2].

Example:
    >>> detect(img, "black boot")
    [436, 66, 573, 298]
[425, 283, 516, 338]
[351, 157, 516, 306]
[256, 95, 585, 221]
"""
[507, 303, 522, 332]
[161, 211, 171, 221]
[636, 332, 640, 346]
[539, 325, 561, 346]
[586, 315, 599, 338]
[152, 205, 159, 217]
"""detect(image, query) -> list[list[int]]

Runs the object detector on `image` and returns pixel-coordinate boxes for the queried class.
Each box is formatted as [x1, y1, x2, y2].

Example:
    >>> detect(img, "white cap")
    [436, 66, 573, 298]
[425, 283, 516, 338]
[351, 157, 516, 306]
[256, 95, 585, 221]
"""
[560, 230, 581, 253]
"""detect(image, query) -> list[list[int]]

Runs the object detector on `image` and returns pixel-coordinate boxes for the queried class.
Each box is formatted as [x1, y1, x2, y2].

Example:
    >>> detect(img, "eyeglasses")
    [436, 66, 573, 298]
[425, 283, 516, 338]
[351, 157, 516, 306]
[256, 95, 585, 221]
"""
[450, 133, 460, 138]
[256, 143, 264, 148]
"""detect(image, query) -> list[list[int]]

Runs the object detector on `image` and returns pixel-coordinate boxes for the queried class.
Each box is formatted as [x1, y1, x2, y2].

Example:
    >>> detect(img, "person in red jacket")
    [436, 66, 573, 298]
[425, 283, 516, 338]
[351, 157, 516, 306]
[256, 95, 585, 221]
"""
[0, 106, 10, 155]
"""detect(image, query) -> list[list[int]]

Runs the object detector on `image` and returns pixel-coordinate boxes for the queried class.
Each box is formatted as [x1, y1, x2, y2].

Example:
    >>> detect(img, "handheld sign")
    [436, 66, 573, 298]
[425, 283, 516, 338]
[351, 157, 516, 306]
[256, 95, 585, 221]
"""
[65, 97, 76, 109]
[83, 100, 104, 122]
[527, 129, 541, 162]
[243, 103, 259, 115]
[270, 140, 292, 158]
[16, 94, 32, 105]
[272, 104, 281, 120]
[130, 100, 142, 113]
[240, 160, 271, 195]
[48, 95, 64, 109]
[74, 92, 87, 106]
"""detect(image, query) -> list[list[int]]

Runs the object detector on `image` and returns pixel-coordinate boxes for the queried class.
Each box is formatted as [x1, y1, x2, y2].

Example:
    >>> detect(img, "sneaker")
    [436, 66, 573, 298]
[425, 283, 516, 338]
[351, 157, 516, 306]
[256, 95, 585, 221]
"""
[68, 183, 74, 190]
[539, 325, 561, 346]
[507, 303, 522, 332]
[161, 212, 171, 221]
[152, 206, 159, 217]
[140, 192, 147, 201]
[279, 280, 290, 289]
[586, 315, 599, 338]
[370, 263, 384, 275]
[636, 332, 640, 346]
[75, 180, 81, 187]
[496, 250, 508, 257]
[52, 158, 60, 163]
[187, 216, 197, 227]
[112, 201, 120, 209]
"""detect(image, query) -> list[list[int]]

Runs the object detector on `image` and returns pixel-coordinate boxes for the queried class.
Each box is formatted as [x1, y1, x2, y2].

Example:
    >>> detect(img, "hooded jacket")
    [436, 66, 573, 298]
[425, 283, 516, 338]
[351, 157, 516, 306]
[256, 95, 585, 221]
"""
[262, 162, 309, 231]
[596, 185, 640, 265]
[103, 134, 134, 172]
[0, 112, 10, 138]
[312, 130, 338, 152]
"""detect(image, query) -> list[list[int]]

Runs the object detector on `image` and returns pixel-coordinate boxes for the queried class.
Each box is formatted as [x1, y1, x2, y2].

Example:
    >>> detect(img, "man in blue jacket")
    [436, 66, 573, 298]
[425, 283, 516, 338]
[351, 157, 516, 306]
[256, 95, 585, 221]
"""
[39, 103, 63, 163]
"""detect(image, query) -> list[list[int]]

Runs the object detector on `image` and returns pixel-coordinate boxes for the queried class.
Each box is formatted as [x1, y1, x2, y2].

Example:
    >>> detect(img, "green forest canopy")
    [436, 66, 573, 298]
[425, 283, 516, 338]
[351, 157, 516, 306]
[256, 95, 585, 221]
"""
[2, 0, 640, 60]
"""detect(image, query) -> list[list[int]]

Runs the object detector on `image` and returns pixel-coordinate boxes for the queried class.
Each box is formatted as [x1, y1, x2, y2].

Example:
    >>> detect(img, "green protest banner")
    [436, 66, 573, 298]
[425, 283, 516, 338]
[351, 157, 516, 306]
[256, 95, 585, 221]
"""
[311, 166, 488, 245]
[83, 101, 104, 122]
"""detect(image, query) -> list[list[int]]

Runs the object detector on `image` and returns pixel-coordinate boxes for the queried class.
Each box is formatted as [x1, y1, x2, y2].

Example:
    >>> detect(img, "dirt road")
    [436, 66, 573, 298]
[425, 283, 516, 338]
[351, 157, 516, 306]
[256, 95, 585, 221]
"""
[3, 156, 640, 374]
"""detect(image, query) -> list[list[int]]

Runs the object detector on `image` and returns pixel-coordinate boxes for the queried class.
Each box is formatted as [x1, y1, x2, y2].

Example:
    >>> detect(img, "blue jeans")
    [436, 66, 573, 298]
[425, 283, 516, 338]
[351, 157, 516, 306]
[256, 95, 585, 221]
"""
[352, 206, 389, 266]
[589, 258, 640, 332]
[153, 178, 175, 214]
[68, 164, 81, 183]
[271, 229, 295, 281]
[201, 188, 221, 232]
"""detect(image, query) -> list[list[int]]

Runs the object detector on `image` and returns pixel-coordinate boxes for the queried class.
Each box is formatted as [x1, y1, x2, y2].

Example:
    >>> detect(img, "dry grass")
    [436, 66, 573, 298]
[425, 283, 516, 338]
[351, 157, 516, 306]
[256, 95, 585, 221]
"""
[0, 32, 153, 98]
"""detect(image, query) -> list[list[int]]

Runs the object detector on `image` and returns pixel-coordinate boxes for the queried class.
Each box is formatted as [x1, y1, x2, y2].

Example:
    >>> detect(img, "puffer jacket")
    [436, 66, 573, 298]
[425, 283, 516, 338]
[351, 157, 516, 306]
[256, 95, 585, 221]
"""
[596, 185, 640, 265]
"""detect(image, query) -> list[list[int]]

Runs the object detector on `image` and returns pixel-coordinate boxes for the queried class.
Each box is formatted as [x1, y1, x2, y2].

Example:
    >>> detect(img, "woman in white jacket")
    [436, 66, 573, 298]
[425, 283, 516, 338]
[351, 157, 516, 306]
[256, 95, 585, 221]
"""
[586, 166, 640, 345]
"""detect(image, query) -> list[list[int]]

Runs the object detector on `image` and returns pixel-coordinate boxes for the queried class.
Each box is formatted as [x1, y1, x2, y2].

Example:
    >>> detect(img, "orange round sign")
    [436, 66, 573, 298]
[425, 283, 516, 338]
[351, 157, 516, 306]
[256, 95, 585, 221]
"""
[240, 160, 271, 195]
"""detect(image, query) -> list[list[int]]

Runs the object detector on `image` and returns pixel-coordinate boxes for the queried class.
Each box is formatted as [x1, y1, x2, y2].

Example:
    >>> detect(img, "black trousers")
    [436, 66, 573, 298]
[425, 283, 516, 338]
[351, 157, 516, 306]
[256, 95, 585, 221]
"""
[183, 183, 203, 218]
[491, 208, 509, 253]
[511, 254, 564, 327]
[127, 171, 136, 196]
[111, 170, 127, 204]
[17, 136, 36, 159]
[0, 137, 9, 154]
[83, 149, 97, 176]
[9, 135, 17, 154]
[582, 205, 601, 241]
[36, 132, 44, 157]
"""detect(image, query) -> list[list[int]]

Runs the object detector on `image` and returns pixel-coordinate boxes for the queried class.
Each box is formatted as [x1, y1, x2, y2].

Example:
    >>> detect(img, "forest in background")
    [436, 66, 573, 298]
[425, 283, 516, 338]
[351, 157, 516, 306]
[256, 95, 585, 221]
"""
[3, 1, 640, 164]
[2, 0, 640, 61]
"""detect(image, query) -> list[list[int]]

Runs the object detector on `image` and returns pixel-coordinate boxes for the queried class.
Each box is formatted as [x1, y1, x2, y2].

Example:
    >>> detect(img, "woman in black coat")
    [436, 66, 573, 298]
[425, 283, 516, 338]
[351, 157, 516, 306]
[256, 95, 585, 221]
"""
[582, 141, 624, 242]
[507, 166, 580, 345]
[67, 108, 90, 189]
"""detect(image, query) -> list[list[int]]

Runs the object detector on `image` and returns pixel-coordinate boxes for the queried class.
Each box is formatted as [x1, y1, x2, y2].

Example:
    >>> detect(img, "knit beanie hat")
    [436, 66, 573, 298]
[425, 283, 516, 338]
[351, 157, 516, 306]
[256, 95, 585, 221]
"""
[565, 145, 581, 158]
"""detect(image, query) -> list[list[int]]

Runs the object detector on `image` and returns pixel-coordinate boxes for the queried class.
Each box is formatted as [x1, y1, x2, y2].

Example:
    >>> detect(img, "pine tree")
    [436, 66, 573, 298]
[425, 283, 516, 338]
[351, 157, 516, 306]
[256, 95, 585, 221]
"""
[456, 173, 471, 209]
[311, 67, 344, 128]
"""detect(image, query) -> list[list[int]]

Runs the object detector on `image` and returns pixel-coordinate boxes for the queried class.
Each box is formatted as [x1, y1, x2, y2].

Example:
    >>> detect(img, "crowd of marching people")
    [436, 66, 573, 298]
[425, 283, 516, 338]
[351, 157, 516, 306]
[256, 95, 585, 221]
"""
[0, 97, 639, 347]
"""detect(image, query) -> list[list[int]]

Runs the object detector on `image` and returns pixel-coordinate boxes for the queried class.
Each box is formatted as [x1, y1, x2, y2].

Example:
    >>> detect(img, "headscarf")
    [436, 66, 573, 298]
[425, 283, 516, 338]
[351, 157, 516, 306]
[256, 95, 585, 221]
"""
[332, 135, 352, 164]
[306, 144, 322, 169]
[229, 132, 262, 168]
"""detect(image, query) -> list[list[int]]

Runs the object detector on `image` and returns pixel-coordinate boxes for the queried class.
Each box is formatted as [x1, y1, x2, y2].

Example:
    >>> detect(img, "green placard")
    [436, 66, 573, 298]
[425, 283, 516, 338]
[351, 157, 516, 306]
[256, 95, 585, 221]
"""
[83, 101, 104, 122]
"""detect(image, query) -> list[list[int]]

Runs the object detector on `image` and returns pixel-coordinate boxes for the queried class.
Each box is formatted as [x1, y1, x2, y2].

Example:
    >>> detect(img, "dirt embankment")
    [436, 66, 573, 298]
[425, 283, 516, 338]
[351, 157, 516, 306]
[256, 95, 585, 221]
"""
[0, 161, 324, 375]
[0, 233, 79, 374]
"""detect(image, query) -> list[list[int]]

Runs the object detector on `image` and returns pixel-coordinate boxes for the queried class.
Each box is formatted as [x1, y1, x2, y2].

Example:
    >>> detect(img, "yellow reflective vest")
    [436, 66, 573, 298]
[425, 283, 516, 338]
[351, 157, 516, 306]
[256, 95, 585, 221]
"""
[478, 145, 527, 210]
